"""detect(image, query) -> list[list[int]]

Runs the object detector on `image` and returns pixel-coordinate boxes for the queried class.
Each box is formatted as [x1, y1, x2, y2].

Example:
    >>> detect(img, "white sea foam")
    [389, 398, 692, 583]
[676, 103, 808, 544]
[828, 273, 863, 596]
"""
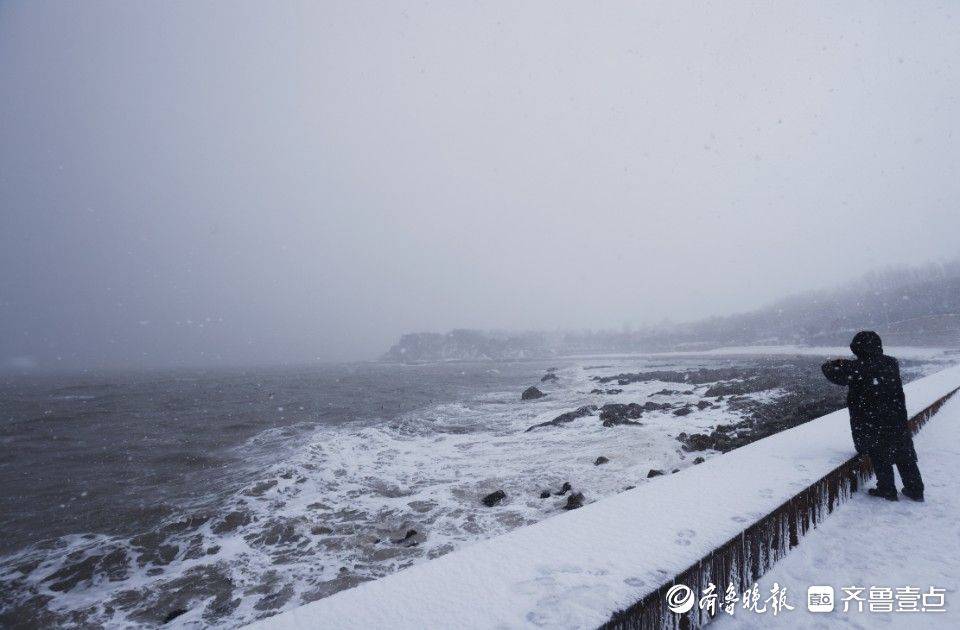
[1, 354, 896, 627]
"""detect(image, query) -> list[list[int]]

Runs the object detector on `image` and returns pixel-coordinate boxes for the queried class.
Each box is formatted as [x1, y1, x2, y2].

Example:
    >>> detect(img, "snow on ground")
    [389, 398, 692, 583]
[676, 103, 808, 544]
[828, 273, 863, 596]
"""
[247, 365, 960, 629]
[648, 346, 958, 362]
[716, 393, 960, 629]
[564, 346, 957, 362]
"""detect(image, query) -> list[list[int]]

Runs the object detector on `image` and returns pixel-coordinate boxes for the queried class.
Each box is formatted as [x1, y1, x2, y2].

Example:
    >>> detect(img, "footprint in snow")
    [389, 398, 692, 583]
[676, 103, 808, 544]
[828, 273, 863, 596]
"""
[675, 528, 697, 546]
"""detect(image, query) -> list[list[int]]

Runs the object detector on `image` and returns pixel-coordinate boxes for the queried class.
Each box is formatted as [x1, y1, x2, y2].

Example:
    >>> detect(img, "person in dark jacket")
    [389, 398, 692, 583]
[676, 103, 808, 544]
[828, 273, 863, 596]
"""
[822, 331, 924, 501]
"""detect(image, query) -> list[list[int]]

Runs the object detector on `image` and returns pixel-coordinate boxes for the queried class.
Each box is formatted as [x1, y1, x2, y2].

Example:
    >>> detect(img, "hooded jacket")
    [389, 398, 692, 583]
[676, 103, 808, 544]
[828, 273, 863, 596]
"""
[821, 331, 915, 460]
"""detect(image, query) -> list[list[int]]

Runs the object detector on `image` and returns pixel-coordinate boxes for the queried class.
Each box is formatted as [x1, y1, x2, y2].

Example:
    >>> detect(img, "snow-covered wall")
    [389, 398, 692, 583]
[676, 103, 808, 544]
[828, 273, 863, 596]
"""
[248, 365, 960, 630]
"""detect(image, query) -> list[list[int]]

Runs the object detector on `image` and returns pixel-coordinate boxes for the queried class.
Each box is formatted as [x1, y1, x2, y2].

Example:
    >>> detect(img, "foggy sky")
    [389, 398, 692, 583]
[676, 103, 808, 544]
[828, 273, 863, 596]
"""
[2, 1, 960, 370]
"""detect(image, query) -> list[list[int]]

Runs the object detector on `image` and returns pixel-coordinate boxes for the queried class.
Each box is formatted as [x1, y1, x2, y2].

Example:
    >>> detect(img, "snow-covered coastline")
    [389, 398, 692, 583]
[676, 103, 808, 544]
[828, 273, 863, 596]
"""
[4, 351, 953, 628]
[248, 364, 960, 630]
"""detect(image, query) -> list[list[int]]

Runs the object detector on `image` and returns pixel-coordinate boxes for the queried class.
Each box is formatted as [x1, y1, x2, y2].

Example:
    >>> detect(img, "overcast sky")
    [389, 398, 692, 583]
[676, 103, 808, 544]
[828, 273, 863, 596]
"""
[2, 1, 960, 369]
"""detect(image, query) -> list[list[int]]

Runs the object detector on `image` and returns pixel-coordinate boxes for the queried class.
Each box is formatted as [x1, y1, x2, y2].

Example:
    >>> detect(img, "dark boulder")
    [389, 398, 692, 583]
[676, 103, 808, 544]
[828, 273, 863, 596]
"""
[646, 469, 664, 478]
[521, 387, 545, 400]
[642, 401, 673, 411]
[43, 554, 102, 593]
[245, 520, 302, 547]
[680, 433, 714, 451]
[673, 405, 693, 417]
[525, 405, 597, 432]
[541, 373, 559, 383]
[595, 370, 689, 385]
[794, 396, 846, 420]
[696, 400, 712, 410]
[693, 456, 705, 464]
[596, 366, 773, 388]
[160, 513, 211, 536]
[679, 417, 793, 453]
[594, 456, 609, 466]
[563, 492, 585, 510]
[211, 510, 252, 535]
[244, 479, 278, 497]
[392, 529, 417, 544]
[163, 609, 188, 624]
[703, 376, 780, 397]
[539, 490, 551, 499]
[555, 482, 572, 496]
[481, 490, 506, 507]
[599, 403, 644, 427]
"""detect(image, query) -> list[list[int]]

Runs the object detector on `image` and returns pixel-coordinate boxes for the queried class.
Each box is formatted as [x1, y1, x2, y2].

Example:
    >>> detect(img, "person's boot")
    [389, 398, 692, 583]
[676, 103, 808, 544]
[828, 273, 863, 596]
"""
[901, 487, 925, 502]
[868, 487, 898, 501]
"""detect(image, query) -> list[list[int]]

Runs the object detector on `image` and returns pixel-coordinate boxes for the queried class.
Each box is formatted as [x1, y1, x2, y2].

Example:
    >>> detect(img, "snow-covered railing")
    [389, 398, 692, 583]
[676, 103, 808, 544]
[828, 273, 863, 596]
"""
[603, 385, 960, 630]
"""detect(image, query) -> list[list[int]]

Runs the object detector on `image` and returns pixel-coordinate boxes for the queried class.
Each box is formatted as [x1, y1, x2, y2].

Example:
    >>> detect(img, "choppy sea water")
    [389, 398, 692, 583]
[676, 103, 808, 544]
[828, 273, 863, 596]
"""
[0, 356, 945, 628]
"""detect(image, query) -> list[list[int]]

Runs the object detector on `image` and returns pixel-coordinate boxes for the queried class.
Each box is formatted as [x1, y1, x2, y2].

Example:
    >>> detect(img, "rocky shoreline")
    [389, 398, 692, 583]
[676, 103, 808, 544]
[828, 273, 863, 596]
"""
[6, 354, 944, 628]
[478, 356, 936, 514]
[481, 357, 864, 510]
[521, 358, 855, 452]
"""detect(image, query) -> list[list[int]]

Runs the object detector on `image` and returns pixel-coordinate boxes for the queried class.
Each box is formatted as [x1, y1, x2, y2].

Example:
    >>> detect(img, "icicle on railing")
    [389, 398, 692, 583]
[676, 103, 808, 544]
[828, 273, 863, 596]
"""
[601, 386, 960, 630]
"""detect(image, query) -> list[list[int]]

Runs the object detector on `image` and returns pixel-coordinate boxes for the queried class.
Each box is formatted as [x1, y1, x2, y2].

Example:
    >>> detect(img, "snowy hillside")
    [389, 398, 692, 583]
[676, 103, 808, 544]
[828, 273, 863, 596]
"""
[382, 263, 960, 364]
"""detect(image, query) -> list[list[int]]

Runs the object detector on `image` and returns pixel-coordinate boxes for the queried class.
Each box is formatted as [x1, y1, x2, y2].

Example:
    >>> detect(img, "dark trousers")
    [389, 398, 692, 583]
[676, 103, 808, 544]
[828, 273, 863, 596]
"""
[871, 452, 924, 495]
